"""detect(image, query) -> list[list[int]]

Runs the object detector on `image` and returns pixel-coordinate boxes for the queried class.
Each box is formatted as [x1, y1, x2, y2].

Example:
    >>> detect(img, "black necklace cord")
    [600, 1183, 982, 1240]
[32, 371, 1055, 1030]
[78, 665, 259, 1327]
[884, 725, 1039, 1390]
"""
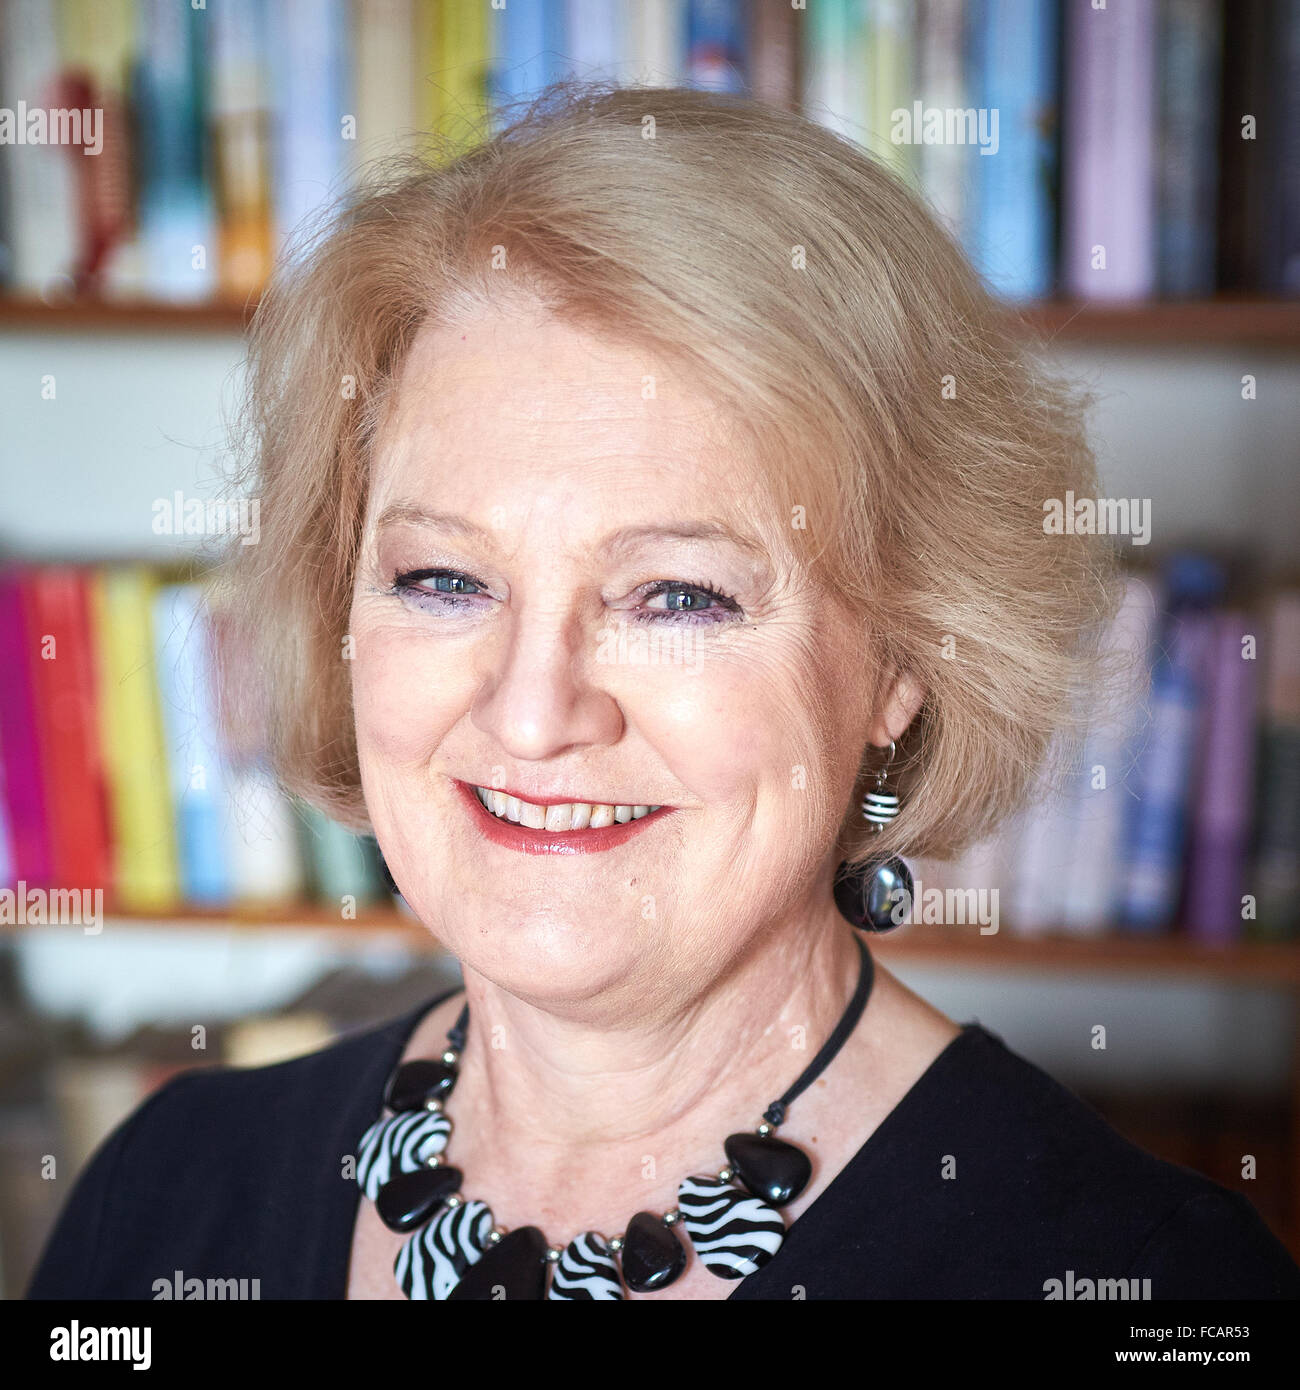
[762, 934, 873, 1128]
[440, 935, 873, 1129]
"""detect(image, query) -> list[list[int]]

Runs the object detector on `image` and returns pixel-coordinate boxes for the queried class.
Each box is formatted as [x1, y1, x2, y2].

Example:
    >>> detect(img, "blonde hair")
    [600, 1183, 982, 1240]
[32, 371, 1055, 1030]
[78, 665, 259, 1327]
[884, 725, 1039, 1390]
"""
[221, 81, 1117, 868]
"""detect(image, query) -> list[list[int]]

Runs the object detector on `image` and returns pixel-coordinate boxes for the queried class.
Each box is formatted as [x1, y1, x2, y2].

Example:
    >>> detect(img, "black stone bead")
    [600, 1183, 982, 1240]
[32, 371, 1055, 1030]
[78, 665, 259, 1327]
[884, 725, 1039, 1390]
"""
[375, 1165, 463, 1232]
[384, 1059, 457, 1111]
[447, 1226, 549, 1300]
[833, 856, 913, 932]
[723, 1132, 812, 1207]
[619, 1211, 687, 1293]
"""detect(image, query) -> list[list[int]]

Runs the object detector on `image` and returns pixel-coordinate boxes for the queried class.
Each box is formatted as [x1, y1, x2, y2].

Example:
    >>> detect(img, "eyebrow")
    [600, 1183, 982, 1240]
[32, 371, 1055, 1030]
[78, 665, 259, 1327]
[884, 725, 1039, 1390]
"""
[375, 504, 772, 564]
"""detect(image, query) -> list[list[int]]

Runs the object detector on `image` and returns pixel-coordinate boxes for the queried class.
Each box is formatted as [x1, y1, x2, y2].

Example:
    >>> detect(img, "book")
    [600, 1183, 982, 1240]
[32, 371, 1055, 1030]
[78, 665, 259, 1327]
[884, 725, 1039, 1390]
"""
[23, 567, 112, 891]
[131, 0, 217, 301]
[1061, 0, 1158, 300]
[0, 570, 52, 887]
[915, 0, 969, 238]
[1251, 589, 1300, 939]
[1185, 609, 1257, 941]
[1155, 0, 1222, 297]
[152, 583, 231, 906]
[0, 0, 78, 297]
[267, 0, 350, 256]
[490, 0, 569, 111]
[1061, 574, 1163, 934]
[209, 0, 273, 298]
[1119, 556, 1224, 932]
[746, 0, 801, 112]
[351, 0, 416, 172]
[89, 566, 180, 912]
[686, 0, 747, 94]
[626, 0, 685, 87]
[966, 0, 1059, 300]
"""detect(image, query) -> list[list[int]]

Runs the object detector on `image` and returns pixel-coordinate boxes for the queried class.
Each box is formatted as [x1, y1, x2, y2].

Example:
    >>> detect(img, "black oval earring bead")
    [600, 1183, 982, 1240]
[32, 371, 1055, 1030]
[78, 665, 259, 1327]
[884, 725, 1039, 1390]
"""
[833, 856, 914, 932]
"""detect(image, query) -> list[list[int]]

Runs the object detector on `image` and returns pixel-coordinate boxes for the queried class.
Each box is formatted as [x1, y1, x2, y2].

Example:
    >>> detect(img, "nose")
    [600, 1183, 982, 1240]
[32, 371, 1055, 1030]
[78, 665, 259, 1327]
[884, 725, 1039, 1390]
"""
[468, 593, 624, 761]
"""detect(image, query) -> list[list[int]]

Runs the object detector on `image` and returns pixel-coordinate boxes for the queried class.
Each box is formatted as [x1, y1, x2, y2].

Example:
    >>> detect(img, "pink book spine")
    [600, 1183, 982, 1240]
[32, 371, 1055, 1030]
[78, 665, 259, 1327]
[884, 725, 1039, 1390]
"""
[0, 571, 52, 887]
[1062, 0, 1158, 300]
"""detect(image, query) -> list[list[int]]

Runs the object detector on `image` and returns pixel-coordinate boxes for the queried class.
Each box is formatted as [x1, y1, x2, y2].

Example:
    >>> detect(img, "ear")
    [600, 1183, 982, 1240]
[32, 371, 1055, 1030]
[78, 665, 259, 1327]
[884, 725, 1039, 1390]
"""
[867, 669, 926, 748]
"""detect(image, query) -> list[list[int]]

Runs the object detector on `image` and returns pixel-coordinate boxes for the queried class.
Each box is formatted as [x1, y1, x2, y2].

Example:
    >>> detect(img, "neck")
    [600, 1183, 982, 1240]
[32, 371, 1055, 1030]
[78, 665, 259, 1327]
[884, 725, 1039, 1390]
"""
[453, 896, 864, 1154]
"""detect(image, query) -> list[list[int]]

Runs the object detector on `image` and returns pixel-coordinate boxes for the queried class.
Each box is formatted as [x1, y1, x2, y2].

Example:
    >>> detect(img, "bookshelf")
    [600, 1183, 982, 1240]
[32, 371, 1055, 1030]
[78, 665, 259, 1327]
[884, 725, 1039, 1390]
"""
[3, 295, 1299, 345]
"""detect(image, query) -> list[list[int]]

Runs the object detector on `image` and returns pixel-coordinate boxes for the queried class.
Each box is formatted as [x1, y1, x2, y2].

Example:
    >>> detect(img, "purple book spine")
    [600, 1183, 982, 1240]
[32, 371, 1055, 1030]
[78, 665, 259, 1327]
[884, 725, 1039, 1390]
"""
[1185, 613, 1257, 941]
[1062, 0, 1158, 300]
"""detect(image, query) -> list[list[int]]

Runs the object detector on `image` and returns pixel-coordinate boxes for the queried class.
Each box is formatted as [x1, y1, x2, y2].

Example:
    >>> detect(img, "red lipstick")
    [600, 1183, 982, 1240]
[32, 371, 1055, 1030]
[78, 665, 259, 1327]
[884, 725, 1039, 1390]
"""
[454, 780, 673, 855]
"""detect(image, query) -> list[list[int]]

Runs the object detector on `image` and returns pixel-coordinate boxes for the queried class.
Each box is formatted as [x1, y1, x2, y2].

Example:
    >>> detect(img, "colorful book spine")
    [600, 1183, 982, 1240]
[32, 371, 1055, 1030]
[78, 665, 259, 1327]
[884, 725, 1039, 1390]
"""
[686, 0, 747, 94]
[435, 0, 494, 154]
[296, 803, 385, 914]
[566, 0, 626, 84]
[915, 0, 969, 238]
[1061, 0, 1158, 300]
[1061, 574, 1163, 935]
[351, 0, 416, 171]
[0, 570, 53, 887]
[627, 0, 685, 87]
[267, 0, 350, 256]
[89, 566, 180, 911]
[1120, 570, 1219, 933]
[210, 0, 273, 299]
[746, 0, 801, 112]
[1155, 0, 1221, 297]
[866, 0, 916, 179]
[801, 0, 868, 145]
[490, 0, 569, 112]
[0, 0, 78, 297]
[131, 0, 217, 301]
[1185, 610, 1257, 941]
[24, 567, 112, 891]
[1251, 590, 1300, 939]
[152, 583, 231, 906]
[966, 0, 1059, 300]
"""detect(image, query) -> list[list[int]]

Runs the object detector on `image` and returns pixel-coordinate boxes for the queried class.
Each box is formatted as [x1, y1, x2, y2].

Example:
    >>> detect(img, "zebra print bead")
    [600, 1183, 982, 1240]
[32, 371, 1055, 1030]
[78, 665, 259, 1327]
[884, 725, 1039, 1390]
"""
[394, 1198, 494, 1300]
[861, 789, 899, 827]
[677, 1176, 785, 1279]
[356, 1108, 452, 1200]
[546, 1233, 624, 1301]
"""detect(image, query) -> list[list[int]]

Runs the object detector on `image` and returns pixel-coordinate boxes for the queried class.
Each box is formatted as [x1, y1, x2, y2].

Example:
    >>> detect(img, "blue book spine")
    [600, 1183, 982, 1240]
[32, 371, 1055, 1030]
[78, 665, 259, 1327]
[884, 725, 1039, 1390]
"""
[686, 0, 746, 93]
[492, 0, 570, 109]
[152, 585, 231, 906]
[1119, 612, 1214, 932]
[965, 0, 1059, 300]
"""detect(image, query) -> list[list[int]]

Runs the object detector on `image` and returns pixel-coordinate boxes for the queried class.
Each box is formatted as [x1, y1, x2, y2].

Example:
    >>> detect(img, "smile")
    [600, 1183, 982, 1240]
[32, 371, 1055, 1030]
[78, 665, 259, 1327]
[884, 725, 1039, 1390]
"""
[454, 780, 673, 855]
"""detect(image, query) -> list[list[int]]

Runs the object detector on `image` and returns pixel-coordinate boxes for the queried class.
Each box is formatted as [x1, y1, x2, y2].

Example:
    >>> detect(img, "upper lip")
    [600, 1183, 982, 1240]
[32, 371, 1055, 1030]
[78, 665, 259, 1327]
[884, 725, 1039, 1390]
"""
[460, 780, 666, 808]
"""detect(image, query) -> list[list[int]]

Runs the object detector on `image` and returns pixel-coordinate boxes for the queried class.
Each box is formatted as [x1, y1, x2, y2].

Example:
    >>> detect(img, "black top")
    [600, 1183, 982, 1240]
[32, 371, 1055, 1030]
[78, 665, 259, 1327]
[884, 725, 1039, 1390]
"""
[27, 989, 1300, 1300]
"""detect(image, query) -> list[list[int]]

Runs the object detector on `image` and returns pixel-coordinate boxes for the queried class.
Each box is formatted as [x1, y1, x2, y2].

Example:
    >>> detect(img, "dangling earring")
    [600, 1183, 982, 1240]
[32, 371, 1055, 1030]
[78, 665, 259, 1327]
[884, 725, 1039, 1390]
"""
[833, 740, 914, 932]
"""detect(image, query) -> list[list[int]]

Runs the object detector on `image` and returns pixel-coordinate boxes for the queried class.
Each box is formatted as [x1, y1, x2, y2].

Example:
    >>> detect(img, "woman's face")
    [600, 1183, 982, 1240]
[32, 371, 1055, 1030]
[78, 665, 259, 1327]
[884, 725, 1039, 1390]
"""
[350, 301, 878, 1012]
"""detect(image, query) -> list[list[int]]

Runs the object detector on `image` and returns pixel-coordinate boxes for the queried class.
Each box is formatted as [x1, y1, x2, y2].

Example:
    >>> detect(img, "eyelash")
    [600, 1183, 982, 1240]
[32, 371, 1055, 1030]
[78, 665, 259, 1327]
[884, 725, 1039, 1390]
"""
[388, 569, 743, 625]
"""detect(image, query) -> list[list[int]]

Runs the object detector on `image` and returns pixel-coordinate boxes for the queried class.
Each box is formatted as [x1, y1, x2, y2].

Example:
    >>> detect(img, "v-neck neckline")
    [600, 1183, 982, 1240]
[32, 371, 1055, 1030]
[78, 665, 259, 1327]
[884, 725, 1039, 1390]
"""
[324, 987, 983, 1300]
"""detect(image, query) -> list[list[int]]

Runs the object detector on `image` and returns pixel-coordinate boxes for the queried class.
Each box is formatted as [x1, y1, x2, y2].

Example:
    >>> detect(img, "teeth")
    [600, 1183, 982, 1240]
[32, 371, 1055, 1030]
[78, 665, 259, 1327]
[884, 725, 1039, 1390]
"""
[472, 786, 662, 832]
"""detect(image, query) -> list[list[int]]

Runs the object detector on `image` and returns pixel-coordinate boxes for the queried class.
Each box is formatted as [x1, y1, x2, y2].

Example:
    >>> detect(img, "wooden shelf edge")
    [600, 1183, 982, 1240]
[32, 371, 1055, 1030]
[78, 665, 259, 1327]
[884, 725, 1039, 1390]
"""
[2, 296, 1298, 344]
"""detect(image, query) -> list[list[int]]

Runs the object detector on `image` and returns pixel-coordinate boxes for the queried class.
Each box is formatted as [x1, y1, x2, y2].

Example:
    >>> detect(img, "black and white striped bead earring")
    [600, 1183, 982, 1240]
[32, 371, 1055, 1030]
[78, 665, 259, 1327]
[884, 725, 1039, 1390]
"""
[833, 739, 914, 932]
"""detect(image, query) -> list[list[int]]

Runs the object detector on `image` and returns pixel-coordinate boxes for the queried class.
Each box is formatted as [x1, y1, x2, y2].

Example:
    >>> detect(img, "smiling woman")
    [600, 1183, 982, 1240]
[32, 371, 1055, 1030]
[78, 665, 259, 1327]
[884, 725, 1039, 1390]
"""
[26, 82, 1300, 1304]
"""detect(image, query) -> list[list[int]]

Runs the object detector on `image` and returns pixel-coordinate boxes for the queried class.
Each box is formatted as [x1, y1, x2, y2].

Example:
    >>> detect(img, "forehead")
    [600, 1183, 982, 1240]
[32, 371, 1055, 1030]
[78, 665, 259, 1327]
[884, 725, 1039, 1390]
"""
[368, 304, 779, 543]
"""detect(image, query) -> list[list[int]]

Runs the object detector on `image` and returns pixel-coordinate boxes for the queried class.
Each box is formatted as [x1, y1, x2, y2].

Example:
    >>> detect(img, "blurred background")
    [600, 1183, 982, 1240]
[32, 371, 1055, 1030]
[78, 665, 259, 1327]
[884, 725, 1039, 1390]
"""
[1, 0, 1298, 1295]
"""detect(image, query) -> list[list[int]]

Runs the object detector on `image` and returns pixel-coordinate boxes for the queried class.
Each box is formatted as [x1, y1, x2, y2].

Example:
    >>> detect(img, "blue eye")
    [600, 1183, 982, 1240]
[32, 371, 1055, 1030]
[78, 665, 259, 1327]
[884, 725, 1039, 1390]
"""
[391, 569, 488, 610]
[638, 581, 742, 624]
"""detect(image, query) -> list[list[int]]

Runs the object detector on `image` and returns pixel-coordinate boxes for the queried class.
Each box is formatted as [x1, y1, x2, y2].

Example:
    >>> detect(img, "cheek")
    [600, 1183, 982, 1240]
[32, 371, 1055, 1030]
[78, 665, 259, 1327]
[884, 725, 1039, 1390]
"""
[350, 620, 470, 770]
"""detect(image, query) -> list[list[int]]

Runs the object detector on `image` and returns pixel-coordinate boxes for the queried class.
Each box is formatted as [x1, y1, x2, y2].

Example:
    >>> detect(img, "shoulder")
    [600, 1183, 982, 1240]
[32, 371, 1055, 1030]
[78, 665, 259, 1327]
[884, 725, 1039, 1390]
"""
[918, 1025, 1300, 1298]
[770, 1023, 1300, 1300]
[26, 995, 446, 1299]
